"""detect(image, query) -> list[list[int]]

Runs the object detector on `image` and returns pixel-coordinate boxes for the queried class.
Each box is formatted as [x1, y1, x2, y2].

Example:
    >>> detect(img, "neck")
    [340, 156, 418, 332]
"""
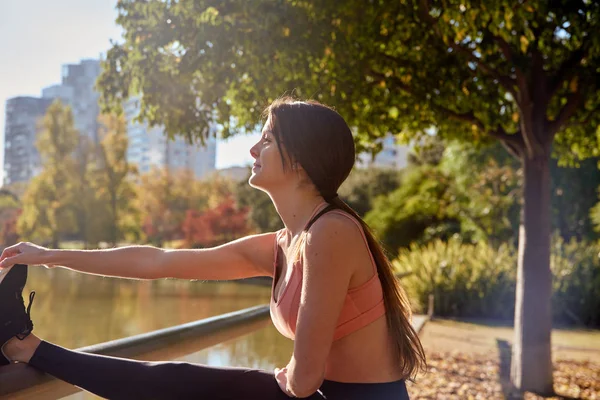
[269, 188, 326, 237]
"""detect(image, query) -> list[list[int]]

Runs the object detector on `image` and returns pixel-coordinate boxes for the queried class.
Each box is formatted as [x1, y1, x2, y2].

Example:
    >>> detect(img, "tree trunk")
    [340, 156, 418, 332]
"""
[511, 149, 554, 394]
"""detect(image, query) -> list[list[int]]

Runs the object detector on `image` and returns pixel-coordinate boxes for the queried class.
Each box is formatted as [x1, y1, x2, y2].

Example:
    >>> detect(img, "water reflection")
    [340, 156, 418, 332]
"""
[25, 268, 271, 348]
[18, 268, 293, 400]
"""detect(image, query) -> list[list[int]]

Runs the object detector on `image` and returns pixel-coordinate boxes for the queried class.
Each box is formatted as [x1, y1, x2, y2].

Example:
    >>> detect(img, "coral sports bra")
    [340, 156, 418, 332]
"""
[269, 202, 386, 341]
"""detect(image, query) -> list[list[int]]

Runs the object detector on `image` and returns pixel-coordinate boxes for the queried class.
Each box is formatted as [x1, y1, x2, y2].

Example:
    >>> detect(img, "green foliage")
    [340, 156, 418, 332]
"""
[395, 238, 600, 326]
[550, 236, 600, 326]
[0, 189, 21, 247]
[554, 157, 600, 241]
[18, 100, 79, 247]
[338, 167, 402, 217]
[94, 114, 140, 245]
[70, 135, 105, 247]
[136, 169, 235, 245]
[98, 0, 599, 162]
[365, 165, 460, 255]
[440, 141, 522, 246]
[234, 169, 283, 233]
[394, 239, 517, 319]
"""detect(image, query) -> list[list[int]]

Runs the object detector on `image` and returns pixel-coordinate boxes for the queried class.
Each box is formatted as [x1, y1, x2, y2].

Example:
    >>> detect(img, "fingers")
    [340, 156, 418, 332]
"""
[0, 242, 23, 266]
[0, 254, 22, 269]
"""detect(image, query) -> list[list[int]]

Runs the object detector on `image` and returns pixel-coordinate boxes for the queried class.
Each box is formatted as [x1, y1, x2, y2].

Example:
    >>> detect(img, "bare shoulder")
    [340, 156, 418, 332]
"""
[304, 211, 366, 259]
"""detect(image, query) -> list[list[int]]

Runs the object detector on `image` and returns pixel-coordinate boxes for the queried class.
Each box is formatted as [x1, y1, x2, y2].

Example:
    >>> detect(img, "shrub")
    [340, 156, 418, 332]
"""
[394, 237, 600, 327]
[551, 237, 600, 326]
[394, 239, 516, 319]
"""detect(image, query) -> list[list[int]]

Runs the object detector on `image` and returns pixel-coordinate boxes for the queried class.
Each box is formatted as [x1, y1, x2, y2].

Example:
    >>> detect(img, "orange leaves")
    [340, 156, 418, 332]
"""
[406, 351, 600, 399]
[182, 196, 251, 248]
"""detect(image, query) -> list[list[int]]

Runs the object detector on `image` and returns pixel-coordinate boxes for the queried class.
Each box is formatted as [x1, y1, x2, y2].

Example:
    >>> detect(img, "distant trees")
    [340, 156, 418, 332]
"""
[95, 114, 139, 245]
[16, 100, 139, 248]
[18, 100, 80, 247]
[182, 196, 251, 248]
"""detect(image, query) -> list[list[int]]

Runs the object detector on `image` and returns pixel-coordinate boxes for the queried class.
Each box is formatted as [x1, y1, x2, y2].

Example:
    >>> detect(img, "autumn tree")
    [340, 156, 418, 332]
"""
[71, 135, 103, 247]
[135, 168, 231, 246]
[98, 1, 600, 393]
[0, 189, 21, 247]
[18, 100, 79, 247]
[182, 196, 251, 247]
[95, 114, 139, 246]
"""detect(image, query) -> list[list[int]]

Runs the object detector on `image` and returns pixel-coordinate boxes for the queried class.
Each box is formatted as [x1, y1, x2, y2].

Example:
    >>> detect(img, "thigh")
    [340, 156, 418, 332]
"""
[215, 368, 326, 400]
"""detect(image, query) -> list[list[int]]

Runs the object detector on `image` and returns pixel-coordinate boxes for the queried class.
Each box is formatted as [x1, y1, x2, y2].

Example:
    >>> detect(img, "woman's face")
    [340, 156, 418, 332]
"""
[248, 114, 290, 191]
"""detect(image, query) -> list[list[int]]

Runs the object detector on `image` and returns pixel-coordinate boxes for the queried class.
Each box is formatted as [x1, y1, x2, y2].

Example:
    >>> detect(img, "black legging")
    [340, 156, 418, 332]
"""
[28, 341, 409, 399]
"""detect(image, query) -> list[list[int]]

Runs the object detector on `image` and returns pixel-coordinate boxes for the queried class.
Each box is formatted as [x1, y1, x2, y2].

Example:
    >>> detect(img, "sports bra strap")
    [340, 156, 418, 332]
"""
[304, 204, 336, 232]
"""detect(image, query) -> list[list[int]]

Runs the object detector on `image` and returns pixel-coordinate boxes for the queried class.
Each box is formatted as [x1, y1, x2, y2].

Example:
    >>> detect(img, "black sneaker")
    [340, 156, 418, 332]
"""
[0, 264, 35, 365]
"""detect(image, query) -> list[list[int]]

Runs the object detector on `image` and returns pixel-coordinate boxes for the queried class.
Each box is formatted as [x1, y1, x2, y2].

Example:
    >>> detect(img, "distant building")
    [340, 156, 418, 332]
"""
[124, 96, 216, 178]
[357, 134, 410, 170]
[3, 96, 53, 185]
[42, 59, 101, 143]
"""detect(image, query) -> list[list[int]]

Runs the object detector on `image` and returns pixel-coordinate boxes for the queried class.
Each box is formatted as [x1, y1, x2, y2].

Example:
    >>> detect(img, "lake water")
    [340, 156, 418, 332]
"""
[20, 267, 294, 399]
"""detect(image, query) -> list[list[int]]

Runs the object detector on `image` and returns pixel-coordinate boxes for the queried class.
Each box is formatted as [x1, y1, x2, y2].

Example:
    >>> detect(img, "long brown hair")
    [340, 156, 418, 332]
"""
[265, 96, 426, 379]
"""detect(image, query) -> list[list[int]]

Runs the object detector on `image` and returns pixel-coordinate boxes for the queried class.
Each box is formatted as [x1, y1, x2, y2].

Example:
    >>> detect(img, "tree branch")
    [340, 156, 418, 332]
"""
[369, 67, 526, 158]
[368, 69, 413, 94]
[548, 45, 590, 101]
[549, 90, 584, 138]
[489, 32, 527, 100]
[418, 0, 519, 101]
[569, 103, 600, 128]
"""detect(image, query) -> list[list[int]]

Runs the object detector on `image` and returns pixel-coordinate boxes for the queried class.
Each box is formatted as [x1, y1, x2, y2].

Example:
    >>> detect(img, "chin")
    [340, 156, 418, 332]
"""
[248, 173, 263, 189]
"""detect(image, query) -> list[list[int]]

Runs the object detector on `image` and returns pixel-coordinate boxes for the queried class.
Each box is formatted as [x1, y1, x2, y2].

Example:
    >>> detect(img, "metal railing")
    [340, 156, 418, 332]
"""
[0, 305, 270, 400]
[1, 273, 423, 399]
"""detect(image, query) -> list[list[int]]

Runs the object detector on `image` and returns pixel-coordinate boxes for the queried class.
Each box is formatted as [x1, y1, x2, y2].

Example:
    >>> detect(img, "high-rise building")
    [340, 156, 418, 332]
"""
[3, 97, 53, 185]
[42, 59, 101, 143]
[357, 134, 410, 170]
[124, 96, 216, 178]
[3, 59, 102, 186]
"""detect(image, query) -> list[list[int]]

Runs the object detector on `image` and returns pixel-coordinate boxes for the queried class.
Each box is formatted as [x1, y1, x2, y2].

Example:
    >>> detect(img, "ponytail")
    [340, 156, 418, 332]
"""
[329, 197, 426, 379]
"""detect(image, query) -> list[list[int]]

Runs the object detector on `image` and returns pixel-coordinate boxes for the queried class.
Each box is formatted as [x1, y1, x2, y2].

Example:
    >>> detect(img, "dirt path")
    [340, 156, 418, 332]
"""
[405, 318, 600, 399]
[419, 318, 600, 363]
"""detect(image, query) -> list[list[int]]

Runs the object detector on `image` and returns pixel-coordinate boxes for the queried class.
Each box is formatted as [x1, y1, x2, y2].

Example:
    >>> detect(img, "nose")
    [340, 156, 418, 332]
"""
[250, 141, 260, 159]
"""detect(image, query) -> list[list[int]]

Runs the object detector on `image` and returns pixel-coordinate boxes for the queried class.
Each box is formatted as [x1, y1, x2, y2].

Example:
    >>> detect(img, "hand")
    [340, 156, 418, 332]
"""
[274, 367, 296, 398]
[0, 242, 54, 269]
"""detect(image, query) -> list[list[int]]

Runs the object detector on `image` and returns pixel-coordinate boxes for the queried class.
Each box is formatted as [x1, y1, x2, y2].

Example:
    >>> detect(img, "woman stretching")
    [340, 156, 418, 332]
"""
[0, 98, 425, 399]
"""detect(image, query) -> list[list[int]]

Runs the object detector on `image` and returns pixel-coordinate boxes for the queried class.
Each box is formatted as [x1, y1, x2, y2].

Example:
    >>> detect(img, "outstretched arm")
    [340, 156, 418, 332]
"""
[0, 232, 278, 281]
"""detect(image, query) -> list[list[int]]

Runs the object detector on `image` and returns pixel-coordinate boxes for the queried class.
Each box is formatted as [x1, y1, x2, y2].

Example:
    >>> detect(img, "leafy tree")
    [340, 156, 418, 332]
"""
[234, 170, 283, 233]
[98, 1, 600, 392]
[339, 167, 402, 217]
[137, 168, 190, 246]
[95, 114, 140, 245]
[0, 189, 21, 247]
[198, 173, 237, 209]
[71, 135, 103, 248]
[182, 196, 251, 247]
[136, 168, 232, 245]
[365, 165, 460, 254]
[18, 100, 79, 247]
[552, 157, 600, 242]
[441, 141, 522, 247]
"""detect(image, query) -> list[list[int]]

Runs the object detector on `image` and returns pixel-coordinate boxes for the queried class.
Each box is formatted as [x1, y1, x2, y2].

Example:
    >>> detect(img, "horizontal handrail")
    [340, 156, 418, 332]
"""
[0, 304, 270, 400]
[1, 273, 416, 399]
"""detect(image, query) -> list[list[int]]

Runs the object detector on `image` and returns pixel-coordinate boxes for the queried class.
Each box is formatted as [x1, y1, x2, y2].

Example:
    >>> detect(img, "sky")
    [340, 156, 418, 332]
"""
[0, 0, 259, 182]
